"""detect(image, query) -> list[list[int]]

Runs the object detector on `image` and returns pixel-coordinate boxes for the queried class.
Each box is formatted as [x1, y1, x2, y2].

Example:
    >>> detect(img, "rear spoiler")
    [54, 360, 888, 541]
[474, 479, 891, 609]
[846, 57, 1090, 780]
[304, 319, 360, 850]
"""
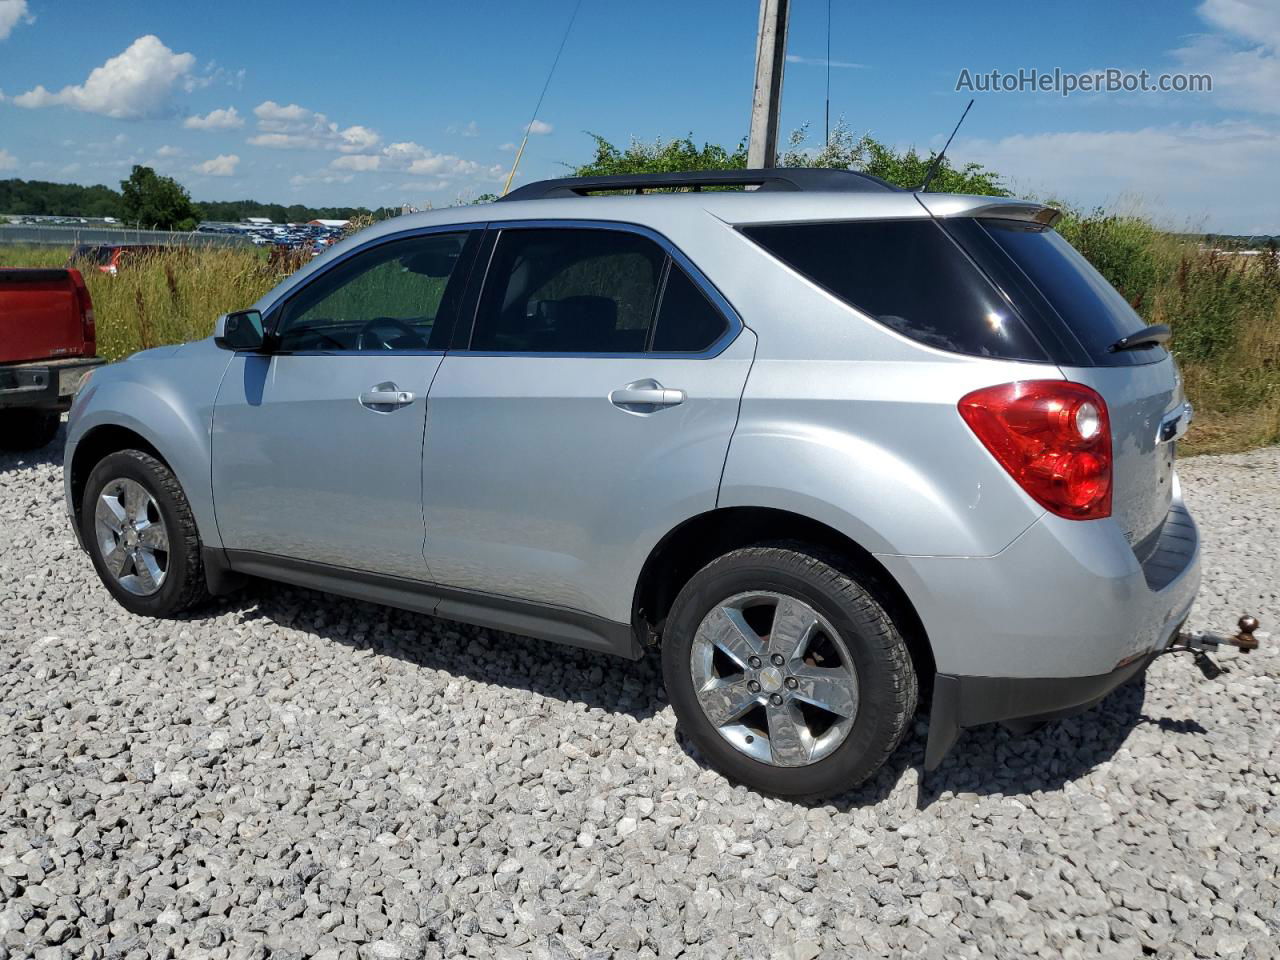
[914, 195, 1062, 228]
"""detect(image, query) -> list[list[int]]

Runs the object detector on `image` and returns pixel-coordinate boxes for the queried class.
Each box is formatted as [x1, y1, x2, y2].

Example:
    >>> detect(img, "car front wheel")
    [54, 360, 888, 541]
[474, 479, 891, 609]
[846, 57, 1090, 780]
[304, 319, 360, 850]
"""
[662, 543, 918, 799]
[81, 449, 211, 617]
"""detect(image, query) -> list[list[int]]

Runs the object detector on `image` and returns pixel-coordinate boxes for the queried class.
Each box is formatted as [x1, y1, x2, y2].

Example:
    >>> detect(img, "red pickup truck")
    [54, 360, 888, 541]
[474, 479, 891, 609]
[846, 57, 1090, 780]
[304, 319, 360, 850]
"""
[0, 268, 104, 450]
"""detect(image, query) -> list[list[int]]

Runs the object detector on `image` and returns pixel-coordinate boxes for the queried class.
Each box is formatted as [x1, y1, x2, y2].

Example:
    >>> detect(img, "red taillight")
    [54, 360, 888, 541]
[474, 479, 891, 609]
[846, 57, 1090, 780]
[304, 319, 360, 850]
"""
[958, 380, 1112, 520]
[69, 268, 96, 352]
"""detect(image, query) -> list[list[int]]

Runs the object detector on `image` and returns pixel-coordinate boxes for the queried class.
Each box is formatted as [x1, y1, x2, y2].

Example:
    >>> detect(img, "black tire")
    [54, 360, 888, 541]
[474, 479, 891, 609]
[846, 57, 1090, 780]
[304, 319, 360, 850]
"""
[662, 543, 917, 800]
[81, 449, 211, 617]
[0, 409, 61, 451]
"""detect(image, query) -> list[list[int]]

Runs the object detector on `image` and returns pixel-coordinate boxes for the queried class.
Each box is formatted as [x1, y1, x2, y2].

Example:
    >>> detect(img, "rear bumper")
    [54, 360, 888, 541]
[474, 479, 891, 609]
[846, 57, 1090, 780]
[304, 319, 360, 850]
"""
[876, 483, 1201, 768]
[924, 651, 1157, 768]
[0, 357, 103, 410]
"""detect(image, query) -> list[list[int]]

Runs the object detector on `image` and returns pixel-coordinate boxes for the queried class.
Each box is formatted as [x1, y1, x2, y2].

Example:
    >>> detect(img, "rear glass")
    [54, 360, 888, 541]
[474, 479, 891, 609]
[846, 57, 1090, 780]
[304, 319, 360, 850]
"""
[71, 246, 113, 265]
[741, 219, 1048, 361]
[978, 220, 1161, 366]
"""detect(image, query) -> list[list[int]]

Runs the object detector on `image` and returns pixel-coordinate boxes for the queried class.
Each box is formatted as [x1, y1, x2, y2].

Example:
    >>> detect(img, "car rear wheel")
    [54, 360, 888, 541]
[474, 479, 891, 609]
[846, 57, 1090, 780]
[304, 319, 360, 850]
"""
[662, 543, 917, 799]
[0, 410, 61, 451]
[81, 449, 211, 617]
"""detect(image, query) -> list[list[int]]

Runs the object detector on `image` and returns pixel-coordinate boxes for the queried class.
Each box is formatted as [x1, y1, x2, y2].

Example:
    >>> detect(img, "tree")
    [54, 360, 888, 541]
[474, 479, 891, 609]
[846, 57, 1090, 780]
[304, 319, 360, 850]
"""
[570, 122, 1006, 197]
[573, 134, 747, 178]
[119, 165, 197, 230]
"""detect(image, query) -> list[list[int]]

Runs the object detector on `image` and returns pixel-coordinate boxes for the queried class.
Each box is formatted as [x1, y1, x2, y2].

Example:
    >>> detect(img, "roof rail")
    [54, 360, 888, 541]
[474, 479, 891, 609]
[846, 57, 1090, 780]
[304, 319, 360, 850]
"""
[498, 167, 901, 202]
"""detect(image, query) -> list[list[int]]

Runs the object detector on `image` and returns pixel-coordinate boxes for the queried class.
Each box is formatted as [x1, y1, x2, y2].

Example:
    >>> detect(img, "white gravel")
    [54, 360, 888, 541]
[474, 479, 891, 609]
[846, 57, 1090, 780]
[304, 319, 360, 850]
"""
[1, 429, 1277, 960]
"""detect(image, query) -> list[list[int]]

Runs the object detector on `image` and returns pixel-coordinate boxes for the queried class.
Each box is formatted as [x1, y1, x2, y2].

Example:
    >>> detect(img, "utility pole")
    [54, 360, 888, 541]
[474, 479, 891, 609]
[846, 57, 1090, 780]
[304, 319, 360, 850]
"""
[748, 0, 791, 169]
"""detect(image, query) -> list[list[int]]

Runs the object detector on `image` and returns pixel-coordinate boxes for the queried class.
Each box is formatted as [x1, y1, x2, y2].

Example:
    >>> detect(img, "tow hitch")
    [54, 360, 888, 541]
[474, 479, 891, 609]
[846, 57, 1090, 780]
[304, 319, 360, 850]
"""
[1163, 615, 1261, 678]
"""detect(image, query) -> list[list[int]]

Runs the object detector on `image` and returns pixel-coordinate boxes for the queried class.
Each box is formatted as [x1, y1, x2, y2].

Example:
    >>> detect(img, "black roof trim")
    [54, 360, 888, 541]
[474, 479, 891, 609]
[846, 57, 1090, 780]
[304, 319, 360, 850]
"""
[499, 168, 902, 201]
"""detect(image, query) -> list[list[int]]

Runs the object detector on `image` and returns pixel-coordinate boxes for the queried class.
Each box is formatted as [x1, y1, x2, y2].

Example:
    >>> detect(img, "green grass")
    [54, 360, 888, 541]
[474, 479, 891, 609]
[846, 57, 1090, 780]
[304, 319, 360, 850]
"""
[3, 212, 1279, 454]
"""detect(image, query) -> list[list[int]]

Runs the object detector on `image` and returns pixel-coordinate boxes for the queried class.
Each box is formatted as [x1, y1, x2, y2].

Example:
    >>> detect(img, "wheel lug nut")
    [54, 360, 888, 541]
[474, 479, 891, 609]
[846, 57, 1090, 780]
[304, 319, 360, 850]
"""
[771, 654, 785, 667]
[785, 677, 798, 689]
[747, 680, 761, 693]
[770, 694, 783, 706]
[748, 655, 762, 669]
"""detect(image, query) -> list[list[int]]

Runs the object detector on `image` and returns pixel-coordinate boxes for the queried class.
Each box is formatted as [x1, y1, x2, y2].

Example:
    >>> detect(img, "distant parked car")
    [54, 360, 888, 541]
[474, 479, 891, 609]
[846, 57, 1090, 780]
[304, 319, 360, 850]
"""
[1, 268, 103, 450]
[68, 244, 172, 276]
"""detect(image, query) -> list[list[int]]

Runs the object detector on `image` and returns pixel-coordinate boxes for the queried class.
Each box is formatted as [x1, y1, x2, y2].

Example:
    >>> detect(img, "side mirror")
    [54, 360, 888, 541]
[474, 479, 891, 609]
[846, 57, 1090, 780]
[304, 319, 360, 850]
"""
[214, 309, 266, 351]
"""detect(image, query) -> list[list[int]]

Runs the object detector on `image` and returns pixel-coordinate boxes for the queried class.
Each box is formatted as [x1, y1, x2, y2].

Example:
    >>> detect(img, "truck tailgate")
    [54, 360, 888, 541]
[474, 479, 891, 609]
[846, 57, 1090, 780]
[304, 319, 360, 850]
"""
[0, 269, 91, 364]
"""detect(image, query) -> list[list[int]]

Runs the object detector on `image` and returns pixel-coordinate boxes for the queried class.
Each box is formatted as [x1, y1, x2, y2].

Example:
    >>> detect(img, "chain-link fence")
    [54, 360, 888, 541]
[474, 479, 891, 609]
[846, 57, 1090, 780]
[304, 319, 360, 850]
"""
[0, 224, 250, 247]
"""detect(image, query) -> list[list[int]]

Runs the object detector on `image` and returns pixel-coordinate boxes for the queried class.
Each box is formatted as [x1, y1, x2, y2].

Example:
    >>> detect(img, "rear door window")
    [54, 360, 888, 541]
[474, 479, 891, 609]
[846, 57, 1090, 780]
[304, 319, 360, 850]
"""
[741, 219, 1048, 361]
[470, 228, 664, 353]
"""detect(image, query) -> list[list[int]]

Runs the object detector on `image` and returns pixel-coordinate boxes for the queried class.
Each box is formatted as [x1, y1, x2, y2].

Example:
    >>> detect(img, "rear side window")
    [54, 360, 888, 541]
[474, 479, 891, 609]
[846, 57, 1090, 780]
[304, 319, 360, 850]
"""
[977, 219, 1160, 366]
[742, 219, 1048, 361]
[652, 264, 728, 352]
[471, 228, 663, 353]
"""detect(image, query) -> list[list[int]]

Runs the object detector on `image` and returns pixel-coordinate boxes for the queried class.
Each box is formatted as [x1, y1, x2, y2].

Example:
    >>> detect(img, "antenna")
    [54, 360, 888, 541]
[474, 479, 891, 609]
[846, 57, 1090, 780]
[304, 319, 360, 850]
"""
[824, 0, 831, 146]
[501, 0, 585, 197]
[918, 98, 974, 194]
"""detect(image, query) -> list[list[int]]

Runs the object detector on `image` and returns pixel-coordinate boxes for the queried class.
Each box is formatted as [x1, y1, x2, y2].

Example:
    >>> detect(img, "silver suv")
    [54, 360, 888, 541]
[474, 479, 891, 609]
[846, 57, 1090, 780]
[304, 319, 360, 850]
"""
[65, 169, 1200, 798]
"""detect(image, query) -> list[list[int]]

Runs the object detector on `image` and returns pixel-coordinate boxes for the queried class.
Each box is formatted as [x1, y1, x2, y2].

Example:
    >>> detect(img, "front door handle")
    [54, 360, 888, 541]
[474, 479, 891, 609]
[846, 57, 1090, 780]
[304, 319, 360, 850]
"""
[359, 382, 416, 411]
[609, 379, 686, 412]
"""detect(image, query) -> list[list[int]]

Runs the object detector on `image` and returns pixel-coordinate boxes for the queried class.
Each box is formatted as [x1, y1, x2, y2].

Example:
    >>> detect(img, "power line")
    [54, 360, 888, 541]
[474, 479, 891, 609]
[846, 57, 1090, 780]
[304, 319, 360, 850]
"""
[501, 0, 585, 197]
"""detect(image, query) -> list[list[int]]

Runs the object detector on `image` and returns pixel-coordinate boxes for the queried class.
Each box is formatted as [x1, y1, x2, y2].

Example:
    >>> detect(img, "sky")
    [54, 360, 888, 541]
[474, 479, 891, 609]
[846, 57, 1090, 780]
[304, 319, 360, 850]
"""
[0, 0, 1277, 232]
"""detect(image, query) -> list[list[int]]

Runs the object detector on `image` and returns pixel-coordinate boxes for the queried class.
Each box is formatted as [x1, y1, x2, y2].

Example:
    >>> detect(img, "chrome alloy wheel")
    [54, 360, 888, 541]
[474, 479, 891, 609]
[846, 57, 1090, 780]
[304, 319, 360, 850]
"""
[94, 478, 169, 596]
[689, 591, 859, 767]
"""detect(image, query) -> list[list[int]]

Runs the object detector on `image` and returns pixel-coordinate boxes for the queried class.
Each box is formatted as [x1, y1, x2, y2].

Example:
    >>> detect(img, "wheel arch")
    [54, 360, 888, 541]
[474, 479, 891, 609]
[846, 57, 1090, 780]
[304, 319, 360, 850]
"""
[69, 424, 170, 534]
[632, 506, 935, 687]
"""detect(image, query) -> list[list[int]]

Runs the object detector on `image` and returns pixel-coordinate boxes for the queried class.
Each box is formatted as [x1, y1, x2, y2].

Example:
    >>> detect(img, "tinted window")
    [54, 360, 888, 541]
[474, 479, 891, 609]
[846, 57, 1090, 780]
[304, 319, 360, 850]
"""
[275, 232, 470, 352]
[742, 219, 1048, 361]
[652, 265, 729, 352]
[471, 228, 663, 353]
[979, 219, 1160, 366]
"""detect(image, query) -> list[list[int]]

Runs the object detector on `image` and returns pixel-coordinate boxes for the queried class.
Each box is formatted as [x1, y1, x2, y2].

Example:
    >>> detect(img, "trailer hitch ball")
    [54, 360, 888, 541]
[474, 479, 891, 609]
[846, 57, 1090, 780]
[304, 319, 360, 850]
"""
[1234, 615, 1260, 653]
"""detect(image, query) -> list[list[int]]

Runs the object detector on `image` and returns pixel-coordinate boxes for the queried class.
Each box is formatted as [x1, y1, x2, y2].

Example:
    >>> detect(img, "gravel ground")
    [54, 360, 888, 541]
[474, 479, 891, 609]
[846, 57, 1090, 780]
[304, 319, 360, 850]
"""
[1, 432, 1277, 960]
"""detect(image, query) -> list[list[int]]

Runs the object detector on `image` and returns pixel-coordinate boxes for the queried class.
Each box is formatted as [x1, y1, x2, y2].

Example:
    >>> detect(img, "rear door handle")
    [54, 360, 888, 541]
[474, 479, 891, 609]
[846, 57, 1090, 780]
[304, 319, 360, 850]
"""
[359, 382, 416, 410]
[609, 379, 685, 412]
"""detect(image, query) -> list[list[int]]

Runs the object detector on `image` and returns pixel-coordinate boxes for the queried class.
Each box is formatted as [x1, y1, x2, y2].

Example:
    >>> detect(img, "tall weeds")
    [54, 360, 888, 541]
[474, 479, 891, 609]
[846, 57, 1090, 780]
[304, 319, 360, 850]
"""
[1056, 211, 1280, 453]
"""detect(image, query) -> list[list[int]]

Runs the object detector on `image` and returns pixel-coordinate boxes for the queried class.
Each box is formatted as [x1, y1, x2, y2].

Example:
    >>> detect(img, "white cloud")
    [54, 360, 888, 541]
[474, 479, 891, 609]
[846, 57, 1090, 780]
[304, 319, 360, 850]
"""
[13, 35, 196, 119]
[184, 106, 244, 130]
[786, 54, 867, 69]
[339, 125, 381, 152]
[498, 142, 517, 152]
[0, 148, 17, 171]
[1198, 0, 1280, 48]
[0, 0, 33, 41]
[184, 61, 245, 93]
[328, 140, 504, 183]
[155, 145, 184, 158]
[248, 100, 382, 153]
[525, 119, 553, 135]
[959, 120, 1280, 233]
[289, 171, 354, 188]
[448, 120, 479, 137]
[331, 153, 383, 172]
[1173, 0, 1280, 114]
[193, 153, 240, 176]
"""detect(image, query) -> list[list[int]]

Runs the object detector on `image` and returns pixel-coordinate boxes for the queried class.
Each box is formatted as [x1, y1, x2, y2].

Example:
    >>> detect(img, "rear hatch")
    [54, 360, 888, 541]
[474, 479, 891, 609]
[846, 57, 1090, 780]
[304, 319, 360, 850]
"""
[935, 207, 1183, 552]
[0, 268, 93, 365]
